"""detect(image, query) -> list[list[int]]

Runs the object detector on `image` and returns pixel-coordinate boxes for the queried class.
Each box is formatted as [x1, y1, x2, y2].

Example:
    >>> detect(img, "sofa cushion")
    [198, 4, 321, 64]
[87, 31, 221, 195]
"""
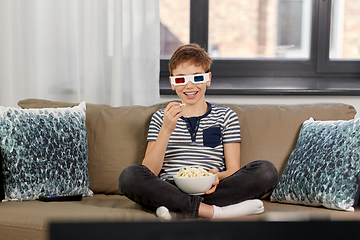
[17, 99, 356, 195]
[0, 194, 157, 240]
[0, 102, 93, 201]
[271, 117, 360, 211]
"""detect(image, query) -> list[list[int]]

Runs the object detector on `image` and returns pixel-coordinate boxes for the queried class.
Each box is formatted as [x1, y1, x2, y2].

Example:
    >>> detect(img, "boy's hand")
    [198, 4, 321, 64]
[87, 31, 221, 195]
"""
[162, 102, 183, 135]
[205, 169, 219, 195]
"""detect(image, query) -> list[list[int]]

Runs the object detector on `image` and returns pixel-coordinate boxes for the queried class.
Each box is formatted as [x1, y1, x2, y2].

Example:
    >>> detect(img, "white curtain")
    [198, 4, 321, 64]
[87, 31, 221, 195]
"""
[0, 0, 160, 107]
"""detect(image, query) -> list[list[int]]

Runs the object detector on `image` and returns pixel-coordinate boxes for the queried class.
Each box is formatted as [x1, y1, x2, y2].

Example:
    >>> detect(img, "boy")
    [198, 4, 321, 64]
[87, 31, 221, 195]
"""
[119, 43, 278, 219]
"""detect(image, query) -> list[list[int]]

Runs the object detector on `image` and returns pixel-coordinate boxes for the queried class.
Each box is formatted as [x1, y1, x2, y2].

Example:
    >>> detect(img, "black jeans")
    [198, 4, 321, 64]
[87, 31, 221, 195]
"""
[119, 160, 278, 217]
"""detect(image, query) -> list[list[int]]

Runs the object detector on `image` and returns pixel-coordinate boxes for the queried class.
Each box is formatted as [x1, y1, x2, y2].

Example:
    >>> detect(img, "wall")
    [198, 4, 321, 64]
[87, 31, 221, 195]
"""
[160, 95, 360, 119]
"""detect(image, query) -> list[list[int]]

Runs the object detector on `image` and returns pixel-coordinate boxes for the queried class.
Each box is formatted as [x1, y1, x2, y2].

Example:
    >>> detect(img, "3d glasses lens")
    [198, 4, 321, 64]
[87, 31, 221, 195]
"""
[175, 77, 185, 84]
[194, 75, 204, 82]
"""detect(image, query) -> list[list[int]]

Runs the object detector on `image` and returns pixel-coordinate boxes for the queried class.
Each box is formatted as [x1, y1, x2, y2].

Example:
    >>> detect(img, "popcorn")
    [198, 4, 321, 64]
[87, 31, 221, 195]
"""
[175, 167, 211, 178]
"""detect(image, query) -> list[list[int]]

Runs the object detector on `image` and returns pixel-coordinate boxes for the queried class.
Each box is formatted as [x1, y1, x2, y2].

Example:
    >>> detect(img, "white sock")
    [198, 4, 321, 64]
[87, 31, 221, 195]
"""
[156, 206, 172, 220]
[212, 199, 264, 219]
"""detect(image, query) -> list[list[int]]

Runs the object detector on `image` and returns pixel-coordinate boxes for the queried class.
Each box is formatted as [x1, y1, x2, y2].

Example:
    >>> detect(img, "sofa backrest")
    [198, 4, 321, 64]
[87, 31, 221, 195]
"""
[221, 103, 356, 178]
[14, 99, 356, 196]
[16, 99, 168, 195]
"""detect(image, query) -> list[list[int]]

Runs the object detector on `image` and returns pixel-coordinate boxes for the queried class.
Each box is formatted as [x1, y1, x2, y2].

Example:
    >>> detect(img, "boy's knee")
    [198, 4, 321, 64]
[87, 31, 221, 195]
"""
[255, 160, 279, 186]
[119, 164, 142, 191]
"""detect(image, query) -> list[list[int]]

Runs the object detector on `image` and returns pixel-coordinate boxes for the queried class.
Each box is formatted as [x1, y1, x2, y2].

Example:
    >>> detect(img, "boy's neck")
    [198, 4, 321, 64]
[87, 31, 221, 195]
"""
[182, 100, 209, 118]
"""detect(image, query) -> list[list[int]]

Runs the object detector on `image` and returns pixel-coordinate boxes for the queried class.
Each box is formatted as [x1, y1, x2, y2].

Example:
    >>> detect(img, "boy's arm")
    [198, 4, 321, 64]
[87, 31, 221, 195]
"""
[142, 130, 171, 176]
[142, 102, 183, 176]
[217, 142, 241, 180]
[205, 142, 240, 194]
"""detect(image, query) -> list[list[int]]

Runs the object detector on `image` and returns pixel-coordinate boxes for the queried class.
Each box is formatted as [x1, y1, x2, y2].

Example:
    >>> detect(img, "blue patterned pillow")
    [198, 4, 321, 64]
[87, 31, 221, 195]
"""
[271, 117, 360, 211]
[0, 102, 93, 201]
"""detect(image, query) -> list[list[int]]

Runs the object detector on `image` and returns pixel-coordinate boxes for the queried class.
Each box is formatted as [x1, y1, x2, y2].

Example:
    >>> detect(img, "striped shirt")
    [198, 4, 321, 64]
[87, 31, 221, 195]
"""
[147, 103, 241, 180]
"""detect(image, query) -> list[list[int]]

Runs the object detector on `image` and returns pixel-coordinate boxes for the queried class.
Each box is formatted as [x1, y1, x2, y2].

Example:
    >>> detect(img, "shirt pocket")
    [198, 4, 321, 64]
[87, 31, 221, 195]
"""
[203, 126, 222, 148]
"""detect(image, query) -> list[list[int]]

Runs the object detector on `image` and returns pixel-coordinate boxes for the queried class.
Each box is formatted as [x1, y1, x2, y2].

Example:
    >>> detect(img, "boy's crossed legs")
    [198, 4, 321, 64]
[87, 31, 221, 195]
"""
[119, 160, 278, 219]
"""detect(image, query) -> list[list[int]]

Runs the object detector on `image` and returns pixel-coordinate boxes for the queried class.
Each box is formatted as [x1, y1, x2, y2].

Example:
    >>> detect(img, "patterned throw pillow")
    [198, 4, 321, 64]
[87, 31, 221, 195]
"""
[271, 117, 360, 211]
[0, 102, 93, 201]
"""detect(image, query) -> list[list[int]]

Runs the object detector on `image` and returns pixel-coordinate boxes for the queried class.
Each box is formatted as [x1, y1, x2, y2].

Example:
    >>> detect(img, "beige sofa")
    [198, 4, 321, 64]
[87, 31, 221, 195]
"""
[1, 99, 360, 240]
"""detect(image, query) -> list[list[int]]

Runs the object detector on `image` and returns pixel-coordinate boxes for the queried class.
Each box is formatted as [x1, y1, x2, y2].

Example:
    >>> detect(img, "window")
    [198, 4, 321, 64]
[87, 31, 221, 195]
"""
[208, 0, 312, 59]
[159, 0, 190, 58]
[330, 0, 360, 60]
[159, 0, 360, 95]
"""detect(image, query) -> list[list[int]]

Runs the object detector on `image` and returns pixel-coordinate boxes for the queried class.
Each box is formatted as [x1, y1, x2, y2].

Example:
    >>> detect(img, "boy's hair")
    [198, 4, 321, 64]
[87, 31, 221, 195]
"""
[169, 43, 212, 76]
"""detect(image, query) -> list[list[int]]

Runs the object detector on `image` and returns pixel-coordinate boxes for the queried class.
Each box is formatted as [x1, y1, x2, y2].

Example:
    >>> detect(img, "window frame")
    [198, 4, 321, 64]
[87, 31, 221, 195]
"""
[160, 0, 360, 96]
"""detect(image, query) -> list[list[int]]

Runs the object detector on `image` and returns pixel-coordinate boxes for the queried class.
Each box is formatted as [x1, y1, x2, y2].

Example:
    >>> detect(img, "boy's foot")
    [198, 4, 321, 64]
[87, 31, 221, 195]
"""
[156, 206, 193, 220]
[212, 199, 264, 219]
[156, 206, 172, 220]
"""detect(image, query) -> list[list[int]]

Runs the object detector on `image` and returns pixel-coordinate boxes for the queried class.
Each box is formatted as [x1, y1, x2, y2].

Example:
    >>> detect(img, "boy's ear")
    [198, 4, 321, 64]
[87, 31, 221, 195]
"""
[169, 77, 175, 90]
[206, 72, 212, 87]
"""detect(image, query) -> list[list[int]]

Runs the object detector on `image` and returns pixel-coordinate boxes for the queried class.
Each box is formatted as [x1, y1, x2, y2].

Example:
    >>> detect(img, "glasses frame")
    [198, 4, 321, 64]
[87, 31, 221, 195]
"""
[170, 73, 210, 86]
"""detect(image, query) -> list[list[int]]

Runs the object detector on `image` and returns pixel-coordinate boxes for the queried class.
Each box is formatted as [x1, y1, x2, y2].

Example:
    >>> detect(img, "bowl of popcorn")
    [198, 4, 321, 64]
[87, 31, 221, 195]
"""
[173, 167, 216, 195]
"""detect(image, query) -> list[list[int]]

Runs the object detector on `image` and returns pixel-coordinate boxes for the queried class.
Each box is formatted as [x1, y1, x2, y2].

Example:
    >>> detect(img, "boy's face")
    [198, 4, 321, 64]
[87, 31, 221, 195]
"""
[170, 61, 211, 106]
